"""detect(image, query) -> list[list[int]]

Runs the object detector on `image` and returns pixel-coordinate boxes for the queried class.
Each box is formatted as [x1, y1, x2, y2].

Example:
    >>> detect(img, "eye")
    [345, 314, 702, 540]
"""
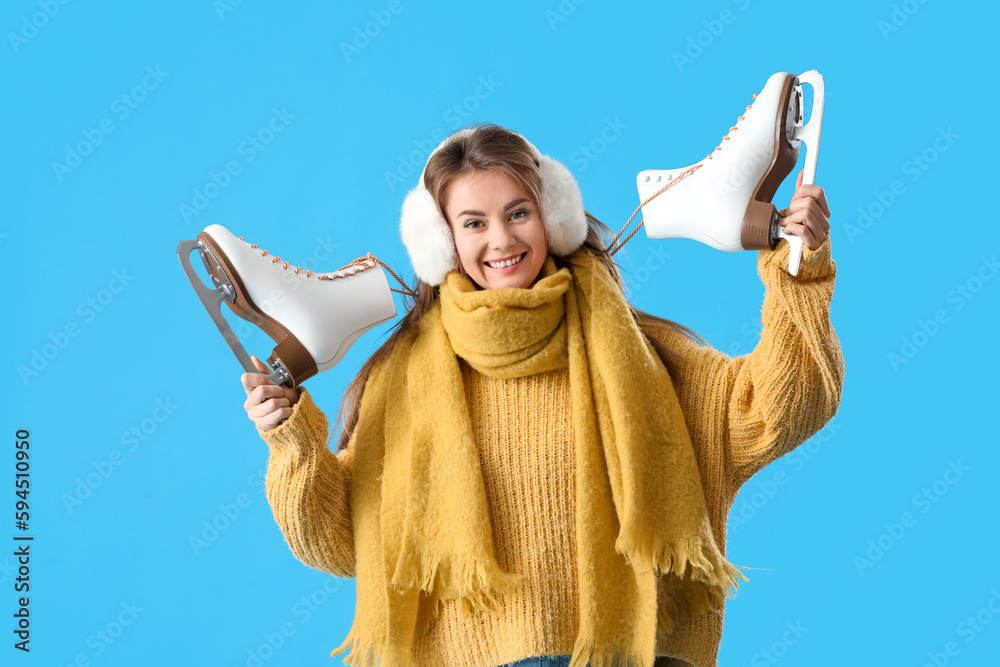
[510, 208, 530, 220]
[462, 219, 483, 229]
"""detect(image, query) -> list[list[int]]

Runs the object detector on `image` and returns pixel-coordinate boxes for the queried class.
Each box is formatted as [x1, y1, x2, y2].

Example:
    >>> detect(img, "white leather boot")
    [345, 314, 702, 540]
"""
[635, 70, 824, 276]
[178, 224, 397, 387]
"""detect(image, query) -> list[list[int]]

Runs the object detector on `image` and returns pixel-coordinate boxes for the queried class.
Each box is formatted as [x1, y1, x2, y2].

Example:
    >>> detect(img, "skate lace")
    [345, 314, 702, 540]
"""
[607, 93, 758, 257]
[706, 93, 758, 160]
[237, 236, 418, 297]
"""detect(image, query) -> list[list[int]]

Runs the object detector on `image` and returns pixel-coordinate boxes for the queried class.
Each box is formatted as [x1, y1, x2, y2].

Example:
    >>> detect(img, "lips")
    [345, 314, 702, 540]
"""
[484, 252, 526, 270]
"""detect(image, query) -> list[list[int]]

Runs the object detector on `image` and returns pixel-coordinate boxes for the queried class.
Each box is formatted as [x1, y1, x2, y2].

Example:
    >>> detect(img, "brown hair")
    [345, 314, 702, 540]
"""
[332, 123, 708, 452]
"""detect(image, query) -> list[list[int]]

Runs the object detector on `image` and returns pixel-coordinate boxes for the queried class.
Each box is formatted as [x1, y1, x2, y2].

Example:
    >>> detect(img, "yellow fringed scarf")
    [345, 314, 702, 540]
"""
[333, 248, 745, 667]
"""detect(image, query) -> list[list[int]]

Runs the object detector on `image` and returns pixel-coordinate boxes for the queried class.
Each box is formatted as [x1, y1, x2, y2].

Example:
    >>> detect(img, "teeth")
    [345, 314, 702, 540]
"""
[487, 254, 523, 269]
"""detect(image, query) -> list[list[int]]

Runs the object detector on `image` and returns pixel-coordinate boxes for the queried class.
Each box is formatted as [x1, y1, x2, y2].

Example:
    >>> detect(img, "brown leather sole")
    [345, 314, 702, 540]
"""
[740, 73, 802, 250]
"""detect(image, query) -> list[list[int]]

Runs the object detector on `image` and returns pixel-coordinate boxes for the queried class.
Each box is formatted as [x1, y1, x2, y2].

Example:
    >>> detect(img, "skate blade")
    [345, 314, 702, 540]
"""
[176, 238, 293, 386]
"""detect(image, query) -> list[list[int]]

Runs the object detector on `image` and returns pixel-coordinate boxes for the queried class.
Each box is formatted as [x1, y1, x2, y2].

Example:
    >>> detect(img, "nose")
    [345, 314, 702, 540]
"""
[487, 221, 515, 251]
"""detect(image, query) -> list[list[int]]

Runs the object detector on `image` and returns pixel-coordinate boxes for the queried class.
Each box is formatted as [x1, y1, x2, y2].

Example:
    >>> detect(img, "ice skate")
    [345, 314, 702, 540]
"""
[634, 70, 824, 276]
[177, 224, 398, 387]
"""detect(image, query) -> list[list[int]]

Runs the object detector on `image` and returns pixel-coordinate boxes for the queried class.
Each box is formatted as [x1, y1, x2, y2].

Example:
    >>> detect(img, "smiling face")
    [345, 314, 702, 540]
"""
[443, 169, 549, 290]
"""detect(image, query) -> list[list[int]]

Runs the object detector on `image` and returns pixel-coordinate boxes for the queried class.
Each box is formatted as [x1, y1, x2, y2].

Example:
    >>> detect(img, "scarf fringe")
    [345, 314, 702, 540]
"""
[611, 531, 752, 635]
[390, 550, 526, 622]
[568, 635, 650, 667]
[615, 531, 747, 591]
[330, 629, 412, 667]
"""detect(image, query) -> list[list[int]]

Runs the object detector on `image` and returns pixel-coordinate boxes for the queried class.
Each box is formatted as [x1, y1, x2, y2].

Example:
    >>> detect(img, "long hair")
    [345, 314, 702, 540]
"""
[332, 123, 708, 452]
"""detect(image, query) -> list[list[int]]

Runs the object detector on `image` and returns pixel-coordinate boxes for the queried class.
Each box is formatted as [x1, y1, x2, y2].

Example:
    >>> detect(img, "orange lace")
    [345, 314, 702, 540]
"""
[706, 93, 758, 160]
[607, 92, 759, 257]
[237, 237, 418, 297]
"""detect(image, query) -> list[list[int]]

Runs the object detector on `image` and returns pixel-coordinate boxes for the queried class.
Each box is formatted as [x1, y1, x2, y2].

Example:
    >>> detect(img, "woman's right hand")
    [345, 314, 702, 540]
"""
[242, 355, 302, 431]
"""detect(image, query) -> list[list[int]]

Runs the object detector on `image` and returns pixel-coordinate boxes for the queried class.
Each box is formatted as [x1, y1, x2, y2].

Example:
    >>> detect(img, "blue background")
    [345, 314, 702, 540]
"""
[4, 0, 998, 665]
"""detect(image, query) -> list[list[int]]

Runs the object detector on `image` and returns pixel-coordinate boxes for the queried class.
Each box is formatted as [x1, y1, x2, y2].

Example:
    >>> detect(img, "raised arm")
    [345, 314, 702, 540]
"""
[643, 233, 844, 500]
[259, 388, 356, 578]
[722, 235, 844, 491]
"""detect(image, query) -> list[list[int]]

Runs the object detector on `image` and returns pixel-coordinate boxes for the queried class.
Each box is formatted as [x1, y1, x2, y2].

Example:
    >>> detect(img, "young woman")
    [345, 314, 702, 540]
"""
[241, 123, 843, 667]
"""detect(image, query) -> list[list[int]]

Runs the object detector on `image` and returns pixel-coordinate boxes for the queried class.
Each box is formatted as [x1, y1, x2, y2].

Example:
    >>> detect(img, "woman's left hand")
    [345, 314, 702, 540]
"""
[778, 170, 831, 250]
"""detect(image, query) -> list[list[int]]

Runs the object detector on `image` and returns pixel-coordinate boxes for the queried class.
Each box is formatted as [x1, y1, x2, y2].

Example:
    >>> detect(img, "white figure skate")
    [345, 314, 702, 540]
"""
[177, 224, 397, 387]
[635, 70, 824, 276]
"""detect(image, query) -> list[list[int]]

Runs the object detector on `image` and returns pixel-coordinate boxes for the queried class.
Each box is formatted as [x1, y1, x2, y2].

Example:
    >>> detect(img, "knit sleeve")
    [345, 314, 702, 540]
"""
[644, 235, 844, 497]
[720, 235, 844, 491]
[258, 387, 356, 578]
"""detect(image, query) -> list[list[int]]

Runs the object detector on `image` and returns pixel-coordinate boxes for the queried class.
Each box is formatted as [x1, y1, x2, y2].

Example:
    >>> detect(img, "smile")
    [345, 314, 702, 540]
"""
[485, 252, 526, 270]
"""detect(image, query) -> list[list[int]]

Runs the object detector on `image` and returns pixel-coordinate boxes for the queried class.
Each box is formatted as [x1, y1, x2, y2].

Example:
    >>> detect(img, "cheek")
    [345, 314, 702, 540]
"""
[532, 223, 549, 254]
[453, 237, 479, 273]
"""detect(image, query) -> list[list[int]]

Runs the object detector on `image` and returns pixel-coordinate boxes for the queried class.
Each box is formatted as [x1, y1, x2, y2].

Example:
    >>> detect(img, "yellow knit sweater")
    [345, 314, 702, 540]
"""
[259, 237, 844, 667]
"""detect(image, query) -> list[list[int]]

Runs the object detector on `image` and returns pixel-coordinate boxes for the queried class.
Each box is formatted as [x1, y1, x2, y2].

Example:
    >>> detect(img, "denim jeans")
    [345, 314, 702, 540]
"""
[500, 657, 575, 667]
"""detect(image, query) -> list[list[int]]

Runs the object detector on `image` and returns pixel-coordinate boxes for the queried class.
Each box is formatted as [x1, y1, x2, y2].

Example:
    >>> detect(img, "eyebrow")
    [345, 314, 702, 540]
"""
[457, 198, 529, 217]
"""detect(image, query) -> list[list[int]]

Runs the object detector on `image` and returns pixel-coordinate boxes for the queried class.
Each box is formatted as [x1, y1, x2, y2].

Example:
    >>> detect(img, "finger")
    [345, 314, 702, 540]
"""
[242, 372, 273, 395]
[778, 206, 817, 238]
[250, 355, 272, 374]
[246, 396, 291, 420]
[243, 355, 275, 392]
[786, 197, 830, 233]
[779, 219, 822, 250]
[281, 385, 302, 404]
[790, 183, 832, 219]
[259, 407, 293, 431]
[247, 384, 284, 408]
